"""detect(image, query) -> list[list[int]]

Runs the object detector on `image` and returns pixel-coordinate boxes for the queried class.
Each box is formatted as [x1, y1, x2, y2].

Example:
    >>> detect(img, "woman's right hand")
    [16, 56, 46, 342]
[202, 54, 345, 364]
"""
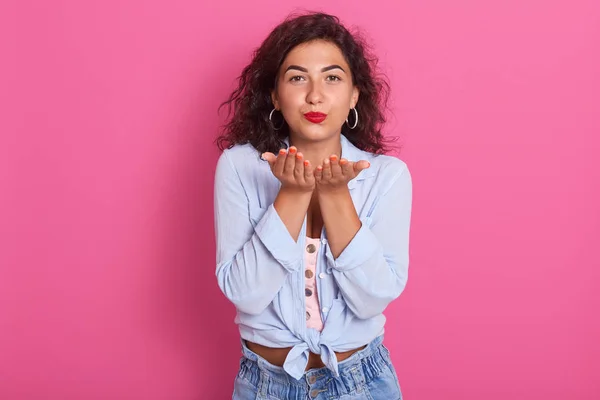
[261, 146, 315, 194]
[261, 146, 314, 241]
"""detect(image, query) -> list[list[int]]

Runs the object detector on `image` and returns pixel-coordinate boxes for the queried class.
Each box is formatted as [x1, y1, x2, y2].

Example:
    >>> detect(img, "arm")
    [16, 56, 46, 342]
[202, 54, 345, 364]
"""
[317, 188, 361, 259]
[214, 150, 309, 315]
[318, 160, 412, 319]
[273, 187, 312, 242]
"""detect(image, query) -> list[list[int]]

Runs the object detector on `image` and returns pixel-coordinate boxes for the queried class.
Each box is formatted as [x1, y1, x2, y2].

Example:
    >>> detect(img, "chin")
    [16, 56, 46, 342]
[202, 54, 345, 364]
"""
[292, 125, 338, 142]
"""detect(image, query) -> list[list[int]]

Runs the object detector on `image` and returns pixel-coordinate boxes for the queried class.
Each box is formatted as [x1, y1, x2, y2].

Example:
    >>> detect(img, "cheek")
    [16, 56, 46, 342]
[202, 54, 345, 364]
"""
[329, 85, 353, 106]
[329, 96, 353, 119]
[277, 86, 304, 107]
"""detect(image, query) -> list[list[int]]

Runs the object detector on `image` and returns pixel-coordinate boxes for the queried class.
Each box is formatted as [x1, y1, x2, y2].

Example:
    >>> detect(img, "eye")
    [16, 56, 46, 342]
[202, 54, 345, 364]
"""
[289, 75, 305, 82]
[326, 75, 341, 82]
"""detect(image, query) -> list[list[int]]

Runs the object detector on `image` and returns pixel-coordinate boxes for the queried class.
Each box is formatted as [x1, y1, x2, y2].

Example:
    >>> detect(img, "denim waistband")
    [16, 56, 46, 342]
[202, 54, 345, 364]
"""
[237, 335, 392, 399]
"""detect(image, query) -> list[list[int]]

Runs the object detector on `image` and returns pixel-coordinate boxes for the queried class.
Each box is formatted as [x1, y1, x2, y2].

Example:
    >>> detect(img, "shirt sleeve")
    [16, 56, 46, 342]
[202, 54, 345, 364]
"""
[325, 161, 412, 319]
[214, 150, 303, 315]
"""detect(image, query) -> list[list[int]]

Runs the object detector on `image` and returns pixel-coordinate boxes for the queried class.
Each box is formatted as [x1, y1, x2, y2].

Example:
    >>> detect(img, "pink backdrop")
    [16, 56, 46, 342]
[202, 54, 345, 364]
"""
[2, 0, 599, 399]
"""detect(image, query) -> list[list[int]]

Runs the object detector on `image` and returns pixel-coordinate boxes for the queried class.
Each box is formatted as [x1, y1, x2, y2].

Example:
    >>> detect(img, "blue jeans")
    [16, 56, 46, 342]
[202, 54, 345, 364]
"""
[232, 335, 402, 399]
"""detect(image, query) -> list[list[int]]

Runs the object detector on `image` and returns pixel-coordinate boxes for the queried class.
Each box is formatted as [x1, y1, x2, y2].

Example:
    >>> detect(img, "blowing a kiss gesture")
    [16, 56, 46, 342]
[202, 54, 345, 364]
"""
[261, 146, 370, 194]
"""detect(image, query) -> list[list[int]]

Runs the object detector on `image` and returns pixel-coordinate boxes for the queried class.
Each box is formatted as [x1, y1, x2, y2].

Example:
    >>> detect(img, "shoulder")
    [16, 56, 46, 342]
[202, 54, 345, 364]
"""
[371, 153, 409, 176]
[358, 148, 410, 183]
[215, 143, 274, 200]
[216, 143, 263, 174]
[342, 135, 409, 183]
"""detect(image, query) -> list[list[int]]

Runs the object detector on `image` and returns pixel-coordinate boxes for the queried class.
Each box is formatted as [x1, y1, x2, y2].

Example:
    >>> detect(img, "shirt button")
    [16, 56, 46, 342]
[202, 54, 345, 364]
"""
[305, 270, 314, 279]
[306, 311, 310, 320]
[321, 238, 327, 245]
[310, 389, 320, 398]
[306, 244, 316, 253]
[305, 288, 313, 297]
[322, 307, 329, 313]
[308, 375, 317, 384]
[319, 272, 325, 279]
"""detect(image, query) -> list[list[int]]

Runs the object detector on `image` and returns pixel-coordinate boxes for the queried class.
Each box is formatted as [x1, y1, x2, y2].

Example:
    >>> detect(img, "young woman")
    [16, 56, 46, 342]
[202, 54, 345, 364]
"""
[214, 12, 412, 400]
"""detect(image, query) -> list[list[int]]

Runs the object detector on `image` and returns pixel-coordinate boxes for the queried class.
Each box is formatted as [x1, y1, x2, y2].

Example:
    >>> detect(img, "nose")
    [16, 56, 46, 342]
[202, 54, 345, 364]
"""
[306, 81, 324, 105]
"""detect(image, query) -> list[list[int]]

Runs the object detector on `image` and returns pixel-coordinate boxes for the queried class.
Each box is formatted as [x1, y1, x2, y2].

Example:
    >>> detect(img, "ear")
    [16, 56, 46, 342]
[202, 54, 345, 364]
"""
[271, 90, 279, 110]
[350, 86, 359, 108]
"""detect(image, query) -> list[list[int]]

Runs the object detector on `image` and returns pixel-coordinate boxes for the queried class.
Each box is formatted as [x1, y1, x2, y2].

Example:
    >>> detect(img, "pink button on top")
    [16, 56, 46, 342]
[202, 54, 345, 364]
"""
[304, 237, 324, 331]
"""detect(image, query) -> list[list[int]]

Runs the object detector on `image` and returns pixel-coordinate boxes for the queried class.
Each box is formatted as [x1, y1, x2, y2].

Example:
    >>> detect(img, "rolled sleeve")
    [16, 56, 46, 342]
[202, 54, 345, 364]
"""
[214, 150, 303, 315]
[324, 217, 380, 272]
[254, 203, 303, 272]
[325, 161, 412, 319]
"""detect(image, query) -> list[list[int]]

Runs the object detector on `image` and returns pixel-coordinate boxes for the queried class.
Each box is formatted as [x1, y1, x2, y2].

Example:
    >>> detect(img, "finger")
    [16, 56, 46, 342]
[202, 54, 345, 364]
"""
[293, 151, 304, 180]
[353, 160, 371, 175]
[284, 146, 297, 175]
[322, 158, 332, 180]
[273, 149, 287, 175]
[340, 158, 353, 177]
[314, 165, 323, 184]
[303, 159, 313, 181]
[261, 152, 277, 168]
[329, 154, 342, 178]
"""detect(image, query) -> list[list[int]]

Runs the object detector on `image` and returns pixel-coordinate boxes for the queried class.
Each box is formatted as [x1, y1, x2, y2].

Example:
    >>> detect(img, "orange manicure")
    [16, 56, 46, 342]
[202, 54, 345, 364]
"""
[279, 149, 287, 155]
[288, 147, 297, 154]
[304, 160, 310, 167]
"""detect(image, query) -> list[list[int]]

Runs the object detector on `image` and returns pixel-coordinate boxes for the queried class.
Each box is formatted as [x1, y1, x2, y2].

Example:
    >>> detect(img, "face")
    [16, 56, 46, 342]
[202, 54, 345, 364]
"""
[271, 39, 359, 143]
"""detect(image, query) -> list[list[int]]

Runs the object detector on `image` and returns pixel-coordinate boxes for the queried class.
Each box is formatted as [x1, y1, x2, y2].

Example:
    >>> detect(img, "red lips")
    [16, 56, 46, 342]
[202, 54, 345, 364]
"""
[303, 112, 327, 123]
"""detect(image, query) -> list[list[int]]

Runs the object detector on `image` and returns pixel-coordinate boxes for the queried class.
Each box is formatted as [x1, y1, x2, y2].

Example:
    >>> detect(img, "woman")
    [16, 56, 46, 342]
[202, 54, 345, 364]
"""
[214, 11, 412, 400]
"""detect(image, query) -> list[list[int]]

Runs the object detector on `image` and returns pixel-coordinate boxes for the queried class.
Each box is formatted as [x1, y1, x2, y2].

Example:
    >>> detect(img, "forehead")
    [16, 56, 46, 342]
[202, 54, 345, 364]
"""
[281, 40, 349, 69]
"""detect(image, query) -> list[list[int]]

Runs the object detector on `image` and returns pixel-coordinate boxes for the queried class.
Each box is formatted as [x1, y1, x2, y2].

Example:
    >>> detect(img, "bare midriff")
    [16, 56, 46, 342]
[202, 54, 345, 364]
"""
[245, 341, 367, 370]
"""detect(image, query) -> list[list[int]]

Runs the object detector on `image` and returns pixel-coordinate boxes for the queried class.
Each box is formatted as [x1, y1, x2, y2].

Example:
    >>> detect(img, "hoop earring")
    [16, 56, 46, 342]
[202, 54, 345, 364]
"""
[269, 108, 284, 130]
[346, 107, 358, 129]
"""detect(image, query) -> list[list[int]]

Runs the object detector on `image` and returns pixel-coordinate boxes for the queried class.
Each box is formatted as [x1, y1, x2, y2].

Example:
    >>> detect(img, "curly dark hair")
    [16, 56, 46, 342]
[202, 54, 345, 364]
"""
[216, 11, 395, 155]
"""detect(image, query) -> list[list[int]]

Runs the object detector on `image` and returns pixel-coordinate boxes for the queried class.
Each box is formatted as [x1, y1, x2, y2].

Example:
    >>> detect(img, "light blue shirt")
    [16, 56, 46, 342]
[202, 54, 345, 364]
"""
[213, 134, 412, 380]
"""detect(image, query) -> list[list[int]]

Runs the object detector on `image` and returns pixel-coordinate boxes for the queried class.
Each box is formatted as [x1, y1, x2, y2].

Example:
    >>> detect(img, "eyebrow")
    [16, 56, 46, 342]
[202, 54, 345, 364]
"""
[284, 64, 346, 73]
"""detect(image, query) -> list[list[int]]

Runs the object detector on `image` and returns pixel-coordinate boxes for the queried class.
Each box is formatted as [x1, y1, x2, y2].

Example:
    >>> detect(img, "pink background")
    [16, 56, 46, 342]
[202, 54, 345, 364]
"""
[2, 0, 599, 399]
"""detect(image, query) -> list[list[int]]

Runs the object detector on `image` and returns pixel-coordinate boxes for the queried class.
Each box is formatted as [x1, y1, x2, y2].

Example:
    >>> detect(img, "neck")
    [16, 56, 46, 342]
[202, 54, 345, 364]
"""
[288, 133, 343, 166]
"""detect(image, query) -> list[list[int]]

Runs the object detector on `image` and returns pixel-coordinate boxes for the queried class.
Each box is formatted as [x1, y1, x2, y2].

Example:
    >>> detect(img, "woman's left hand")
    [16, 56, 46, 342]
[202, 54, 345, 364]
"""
[314, 154, 370, 194]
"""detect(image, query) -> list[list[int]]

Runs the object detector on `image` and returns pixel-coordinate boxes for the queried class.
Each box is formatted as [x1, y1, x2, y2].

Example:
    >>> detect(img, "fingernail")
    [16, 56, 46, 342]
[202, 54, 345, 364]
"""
[260, 153, 266, 161]
[330, 155, 338, 161]
[279, 149, 287, 155]
[289, 147, 297, 154]
[304, 160, 310, 167]
[340, 159, 348, 165]
[296, 153, 302, 159]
